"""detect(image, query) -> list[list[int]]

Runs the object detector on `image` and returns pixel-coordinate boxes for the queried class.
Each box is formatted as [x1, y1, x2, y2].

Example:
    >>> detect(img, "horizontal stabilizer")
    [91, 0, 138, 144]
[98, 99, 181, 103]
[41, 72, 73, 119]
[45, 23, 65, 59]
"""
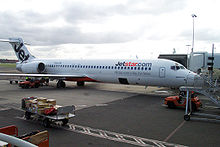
[0, 39, 30, 45]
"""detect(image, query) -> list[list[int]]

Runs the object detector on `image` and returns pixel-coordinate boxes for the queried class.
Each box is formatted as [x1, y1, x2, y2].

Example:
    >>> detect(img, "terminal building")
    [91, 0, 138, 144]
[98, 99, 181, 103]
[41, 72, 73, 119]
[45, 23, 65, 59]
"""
[158, 52, 220, 73]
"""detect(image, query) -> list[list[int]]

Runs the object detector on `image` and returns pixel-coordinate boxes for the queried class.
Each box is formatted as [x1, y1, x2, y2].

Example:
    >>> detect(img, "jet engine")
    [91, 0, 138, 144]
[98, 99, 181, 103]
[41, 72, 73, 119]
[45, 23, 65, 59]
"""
[21, 61, 46, 73]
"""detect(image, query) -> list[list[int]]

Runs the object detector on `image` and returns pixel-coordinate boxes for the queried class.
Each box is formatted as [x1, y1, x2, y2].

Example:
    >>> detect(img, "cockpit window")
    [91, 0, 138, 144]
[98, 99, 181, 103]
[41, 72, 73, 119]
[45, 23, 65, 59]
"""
[171, 65, 186, 71]
[180, 66, 185, 69]
[171, 66, 175, 70]
[176, 66, 180, 70]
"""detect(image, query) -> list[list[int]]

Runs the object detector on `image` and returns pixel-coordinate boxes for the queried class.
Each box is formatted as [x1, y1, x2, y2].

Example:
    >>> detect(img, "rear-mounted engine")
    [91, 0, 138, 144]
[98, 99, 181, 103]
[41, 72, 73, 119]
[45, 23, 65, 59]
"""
[21, 61, 46, 73]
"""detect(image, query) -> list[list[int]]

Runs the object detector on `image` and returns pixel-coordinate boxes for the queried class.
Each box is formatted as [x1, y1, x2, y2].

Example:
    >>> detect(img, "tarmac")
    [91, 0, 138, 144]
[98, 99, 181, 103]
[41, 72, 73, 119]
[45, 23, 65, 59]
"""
[0, 66, 220, 147]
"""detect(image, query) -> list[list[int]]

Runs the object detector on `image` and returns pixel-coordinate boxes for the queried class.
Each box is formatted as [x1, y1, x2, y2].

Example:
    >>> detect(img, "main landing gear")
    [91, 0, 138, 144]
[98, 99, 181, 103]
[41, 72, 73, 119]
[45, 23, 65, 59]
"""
[57, 80, 66, 88]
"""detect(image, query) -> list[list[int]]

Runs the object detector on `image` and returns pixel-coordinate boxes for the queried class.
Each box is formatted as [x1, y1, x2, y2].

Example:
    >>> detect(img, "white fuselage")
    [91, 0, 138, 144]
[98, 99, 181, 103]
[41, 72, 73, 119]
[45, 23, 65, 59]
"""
[17, 58, 201, 88]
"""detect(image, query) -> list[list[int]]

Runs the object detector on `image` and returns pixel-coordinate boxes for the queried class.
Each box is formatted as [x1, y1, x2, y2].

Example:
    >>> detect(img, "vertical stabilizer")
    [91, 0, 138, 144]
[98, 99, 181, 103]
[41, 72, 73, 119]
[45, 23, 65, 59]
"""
[0, 38, 35, 62]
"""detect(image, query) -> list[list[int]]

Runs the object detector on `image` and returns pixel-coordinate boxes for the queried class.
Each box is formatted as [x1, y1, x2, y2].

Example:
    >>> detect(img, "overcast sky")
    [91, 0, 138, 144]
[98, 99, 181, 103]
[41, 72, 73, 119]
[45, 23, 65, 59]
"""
[0, 0, 220, 60]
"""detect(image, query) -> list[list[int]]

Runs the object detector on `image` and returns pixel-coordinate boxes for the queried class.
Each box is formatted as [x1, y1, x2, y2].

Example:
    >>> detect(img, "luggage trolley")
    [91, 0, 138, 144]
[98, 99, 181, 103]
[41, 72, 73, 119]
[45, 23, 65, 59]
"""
[21, 97, 75, 127]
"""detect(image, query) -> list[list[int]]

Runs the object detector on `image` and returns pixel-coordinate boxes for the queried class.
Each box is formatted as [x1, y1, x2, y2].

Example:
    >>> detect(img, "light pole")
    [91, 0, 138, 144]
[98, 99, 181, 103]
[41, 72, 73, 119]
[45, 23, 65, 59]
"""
[191, 14, 197, 53]
[186, 44, 191, 53]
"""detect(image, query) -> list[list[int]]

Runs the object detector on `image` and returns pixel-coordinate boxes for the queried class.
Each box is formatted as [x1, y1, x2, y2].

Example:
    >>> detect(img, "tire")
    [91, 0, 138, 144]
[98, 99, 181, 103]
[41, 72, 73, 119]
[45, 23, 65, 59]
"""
[184, 114, 190, 121]
[179, 91, 186, 97]
[61, 81, 66, 88]
[35, 83, 40, 88]
[77, 81, 85, 87]
[57, 81, 61, 88]
[43, 118, 50, 128]
[167, 101, 175, 109]
[62, 119, 69, 126]
[25, 111, 31, 120]
[10, 81, 13, 84]
[25, 84, 29, 89]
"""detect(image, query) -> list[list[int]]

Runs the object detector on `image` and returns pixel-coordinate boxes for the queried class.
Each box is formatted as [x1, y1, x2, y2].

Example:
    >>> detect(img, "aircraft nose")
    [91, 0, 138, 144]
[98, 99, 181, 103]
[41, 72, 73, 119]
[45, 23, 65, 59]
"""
[186, 72, 204, 87]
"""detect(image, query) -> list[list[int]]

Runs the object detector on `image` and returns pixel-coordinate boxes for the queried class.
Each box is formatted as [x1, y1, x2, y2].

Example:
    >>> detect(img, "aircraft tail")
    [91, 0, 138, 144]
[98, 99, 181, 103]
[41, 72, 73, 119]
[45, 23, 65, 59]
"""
[0, 38, 35, 62]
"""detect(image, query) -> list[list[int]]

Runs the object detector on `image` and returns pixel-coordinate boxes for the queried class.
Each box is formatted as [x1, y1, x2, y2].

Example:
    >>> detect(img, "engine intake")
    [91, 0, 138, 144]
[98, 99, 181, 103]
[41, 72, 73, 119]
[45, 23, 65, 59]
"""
[37, 62, 45, 73]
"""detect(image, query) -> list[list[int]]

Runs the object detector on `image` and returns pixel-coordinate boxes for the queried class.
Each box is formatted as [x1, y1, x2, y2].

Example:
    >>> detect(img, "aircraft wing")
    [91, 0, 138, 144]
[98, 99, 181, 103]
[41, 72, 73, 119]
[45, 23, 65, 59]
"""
[0, 73, 97, 82]
[0, 73, 85, 78]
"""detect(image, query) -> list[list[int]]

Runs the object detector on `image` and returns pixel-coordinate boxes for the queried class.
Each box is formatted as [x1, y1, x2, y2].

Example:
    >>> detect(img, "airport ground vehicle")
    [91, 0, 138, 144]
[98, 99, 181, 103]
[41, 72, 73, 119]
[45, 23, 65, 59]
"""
[19, 78, 46, 89]
[0, 125, 49, 147]
[22, 97, 75, 127]
[164, 93, 202, 111]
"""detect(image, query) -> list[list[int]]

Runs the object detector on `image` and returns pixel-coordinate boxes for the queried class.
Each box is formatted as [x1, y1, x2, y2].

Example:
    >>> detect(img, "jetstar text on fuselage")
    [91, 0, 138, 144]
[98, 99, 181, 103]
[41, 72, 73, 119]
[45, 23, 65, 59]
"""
[115, 61, 152, 67]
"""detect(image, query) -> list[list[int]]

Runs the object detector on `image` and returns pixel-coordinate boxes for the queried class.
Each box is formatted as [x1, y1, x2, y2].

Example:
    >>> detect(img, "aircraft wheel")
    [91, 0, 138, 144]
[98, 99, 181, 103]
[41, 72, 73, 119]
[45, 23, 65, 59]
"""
[43, 118, 50, 127]
[61, 81, 66, 88]
[57, 82, 61, 88]
[57, 80, 66, 88]
[77, 81, 85, 86]
[184, 114, 190, 121]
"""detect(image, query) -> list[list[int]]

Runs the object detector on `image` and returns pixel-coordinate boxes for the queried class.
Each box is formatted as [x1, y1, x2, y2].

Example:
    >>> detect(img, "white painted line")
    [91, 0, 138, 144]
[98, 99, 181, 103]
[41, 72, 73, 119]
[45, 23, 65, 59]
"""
[134, 138, 146, 145]
[65, 123, 187, 147]
[76, 105, 87, 108]
[15, 116, 187, 147]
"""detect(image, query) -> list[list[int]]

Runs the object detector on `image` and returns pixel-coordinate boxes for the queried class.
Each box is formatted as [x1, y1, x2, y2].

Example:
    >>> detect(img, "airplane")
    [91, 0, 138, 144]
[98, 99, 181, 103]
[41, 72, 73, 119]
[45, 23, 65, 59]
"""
[0, 37, 204, 89]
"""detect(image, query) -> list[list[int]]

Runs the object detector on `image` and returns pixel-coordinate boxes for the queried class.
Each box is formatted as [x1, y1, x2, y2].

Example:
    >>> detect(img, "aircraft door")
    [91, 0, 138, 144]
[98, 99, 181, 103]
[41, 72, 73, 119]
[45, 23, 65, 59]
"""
[159, 67, 166, 78]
